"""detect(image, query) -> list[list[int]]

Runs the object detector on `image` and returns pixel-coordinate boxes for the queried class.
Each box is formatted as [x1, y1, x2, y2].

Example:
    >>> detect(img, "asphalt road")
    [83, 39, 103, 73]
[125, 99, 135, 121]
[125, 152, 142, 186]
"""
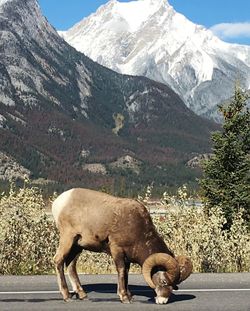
[0, 273, 250, 311]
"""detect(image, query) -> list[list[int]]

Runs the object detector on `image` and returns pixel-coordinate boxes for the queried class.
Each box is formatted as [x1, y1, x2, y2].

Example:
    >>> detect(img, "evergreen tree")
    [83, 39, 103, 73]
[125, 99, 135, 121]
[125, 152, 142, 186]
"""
[200, 86, 250, 228]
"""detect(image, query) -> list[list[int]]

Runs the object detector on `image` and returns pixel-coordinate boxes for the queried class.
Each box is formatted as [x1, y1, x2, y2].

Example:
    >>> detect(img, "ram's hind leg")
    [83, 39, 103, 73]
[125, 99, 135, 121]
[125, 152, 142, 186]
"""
[54, 233, 75, 301]
[66, 244, 87, 300]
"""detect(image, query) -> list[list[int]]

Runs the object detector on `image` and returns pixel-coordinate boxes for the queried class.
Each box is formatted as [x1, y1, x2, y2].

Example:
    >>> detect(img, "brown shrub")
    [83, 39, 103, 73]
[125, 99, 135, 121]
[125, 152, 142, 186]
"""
[0, 184, 58, 274]
[0, 184, 249, 275]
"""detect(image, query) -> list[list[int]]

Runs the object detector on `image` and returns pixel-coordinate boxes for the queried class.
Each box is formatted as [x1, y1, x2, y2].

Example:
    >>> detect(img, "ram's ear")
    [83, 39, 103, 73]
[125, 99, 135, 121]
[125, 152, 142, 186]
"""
[175, 256, 193, 283]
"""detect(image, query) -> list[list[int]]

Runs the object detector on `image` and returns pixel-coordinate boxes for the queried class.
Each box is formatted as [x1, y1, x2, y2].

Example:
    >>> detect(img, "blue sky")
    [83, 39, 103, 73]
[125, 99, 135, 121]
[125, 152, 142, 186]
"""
[38, 0, 250, 45]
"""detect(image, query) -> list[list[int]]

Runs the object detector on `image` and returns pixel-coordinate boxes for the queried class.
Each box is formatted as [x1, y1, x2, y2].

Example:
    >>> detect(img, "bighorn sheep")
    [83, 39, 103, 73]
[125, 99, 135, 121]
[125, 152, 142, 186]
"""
[52, 188, 192, 304]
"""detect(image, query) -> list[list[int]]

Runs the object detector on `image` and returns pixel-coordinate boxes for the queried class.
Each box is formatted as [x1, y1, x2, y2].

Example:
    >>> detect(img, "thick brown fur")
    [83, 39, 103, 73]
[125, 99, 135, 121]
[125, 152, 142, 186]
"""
[52, 188, 186, 303]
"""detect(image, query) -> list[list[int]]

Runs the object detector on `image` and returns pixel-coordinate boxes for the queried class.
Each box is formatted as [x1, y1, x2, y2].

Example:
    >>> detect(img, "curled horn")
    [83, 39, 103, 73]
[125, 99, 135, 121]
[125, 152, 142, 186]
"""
[175, 255, 193, 284]
[142, 253, 179, 289]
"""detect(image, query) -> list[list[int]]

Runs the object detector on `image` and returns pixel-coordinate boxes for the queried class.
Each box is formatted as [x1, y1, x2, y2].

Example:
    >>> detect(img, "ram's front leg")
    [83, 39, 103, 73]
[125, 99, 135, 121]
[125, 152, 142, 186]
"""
[116, 261, 132, 303]
[111, 248, 132, 303]
[124, 260, 133, 300]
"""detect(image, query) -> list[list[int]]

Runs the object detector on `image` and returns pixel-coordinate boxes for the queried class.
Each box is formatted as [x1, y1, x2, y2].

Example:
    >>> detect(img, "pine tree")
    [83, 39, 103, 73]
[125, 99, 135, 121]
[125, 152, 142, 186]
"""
[200, 86, 250, 228]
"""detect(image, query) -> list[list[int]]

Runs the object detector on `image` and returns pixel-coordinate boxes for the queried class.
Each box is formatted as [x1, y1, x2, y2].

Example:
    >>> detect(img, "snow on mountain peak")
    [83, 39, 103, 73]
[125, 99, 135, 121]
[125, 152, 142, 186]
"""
[61, 0, 250, 121]
[112, 0, 167, 32]
[101, 0, 169, 32]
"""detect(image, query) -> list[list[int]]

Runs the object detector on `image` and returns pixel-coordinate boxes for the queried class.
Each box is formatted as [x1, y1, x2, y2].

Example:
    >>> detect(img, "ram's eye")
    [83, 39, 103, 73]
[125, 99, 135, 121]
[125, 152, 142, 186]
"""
[162, 280, 168, 286]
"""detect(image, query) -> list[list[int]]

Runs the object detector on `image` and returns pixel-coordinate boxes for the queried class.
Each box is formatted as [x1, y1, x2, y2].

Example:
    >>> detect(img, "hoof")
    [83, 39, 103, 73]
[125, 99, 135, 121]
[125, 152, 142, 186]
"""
[120, 295, 133, 304]
[62, 292, 73, 302]
[127, 290, 133, 300]
[63, 297, 73, 302]
[77, 291, 88, 300]
[69, 291, 88, 300]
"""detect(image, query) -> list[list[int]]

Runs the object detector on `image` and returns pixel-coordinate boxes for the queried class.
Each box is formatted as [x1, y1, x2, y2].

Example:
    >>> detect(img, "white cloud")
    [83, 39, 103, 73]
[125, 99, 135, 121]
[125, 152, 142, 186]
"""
[210, 22, 250, 40]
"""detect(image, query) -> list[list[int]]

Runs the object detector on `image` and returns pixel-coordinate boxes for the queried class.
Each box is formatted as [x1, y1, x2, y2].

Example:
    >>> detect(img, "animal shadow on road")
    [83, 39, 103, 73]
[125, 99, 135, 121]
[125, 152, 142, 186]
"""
[0, 284, 195, 304]
[84, 283, 196, 304]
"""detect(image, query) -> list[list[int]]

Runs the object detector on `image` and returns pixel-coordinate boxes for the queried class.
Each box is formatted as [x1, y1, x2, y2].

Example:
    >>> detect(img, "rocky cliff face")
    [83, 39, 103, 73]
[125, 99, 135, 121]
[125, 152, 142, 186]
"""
[61, 0, 250, 121]
[0, 152, 31, 180]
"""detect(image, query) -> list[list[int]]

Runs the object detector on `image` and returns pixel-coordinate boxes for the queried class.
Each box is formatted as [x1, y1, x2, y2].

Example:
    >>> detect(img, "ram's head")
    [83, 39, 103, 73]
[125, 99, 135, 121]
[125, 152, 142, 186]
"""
[142, 253, 193, 304]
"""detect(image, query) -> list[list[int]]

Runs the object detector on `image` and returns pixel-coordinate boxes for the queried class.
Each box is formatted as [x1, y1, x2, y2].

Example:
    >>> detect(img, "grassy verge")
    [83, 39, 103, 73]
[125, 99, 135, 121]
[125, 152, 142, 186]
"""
[0, 184, 249, 274]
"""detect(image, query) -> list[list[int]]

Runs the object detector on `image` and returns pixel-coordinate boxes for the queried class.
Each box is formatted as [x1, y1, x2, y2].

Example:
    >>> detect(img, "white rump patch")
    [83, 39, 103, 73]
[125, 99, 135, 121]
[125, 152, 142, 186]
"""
[52, 189, 74, 224]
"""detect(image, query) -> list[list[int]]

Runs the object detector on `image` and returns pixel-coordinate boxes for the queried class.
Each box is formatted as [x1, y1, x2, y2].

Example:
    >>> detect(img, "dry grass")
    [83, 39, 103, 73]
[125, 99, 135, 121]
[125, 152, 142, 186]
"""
[0, 184, 249, 275]
[154, 206, 250, 272]
[0, 184, 57, 274]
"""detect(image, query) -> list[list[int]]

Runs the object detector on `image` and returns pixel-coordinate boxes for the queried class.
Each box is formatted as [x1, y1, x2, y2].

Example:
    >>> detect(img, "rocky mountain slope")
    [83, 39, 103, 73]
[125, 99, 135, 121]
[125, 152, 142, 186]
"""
[0, 0, 218, 193]
[61, 0, 250, 121]
[0, 151, 31, 181]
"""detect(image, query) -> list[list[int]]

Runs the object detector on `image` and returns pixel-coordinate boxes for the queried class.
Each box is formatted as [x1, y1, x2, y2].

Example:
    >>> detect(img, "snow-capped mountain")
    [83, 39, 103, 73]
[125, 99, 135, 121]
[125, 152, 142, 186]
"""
[0, 0, 218, 189]
[61, 0, 250, 120]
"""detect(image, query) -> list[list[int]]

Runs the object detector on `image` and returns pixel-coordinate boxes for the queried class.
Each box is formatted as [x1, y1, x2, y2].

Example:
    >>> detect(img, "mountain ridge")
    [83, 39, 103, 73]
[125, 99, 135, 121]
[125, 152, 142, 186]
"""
[0, 0, 218, 193]
[60, 0, 250, 121]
